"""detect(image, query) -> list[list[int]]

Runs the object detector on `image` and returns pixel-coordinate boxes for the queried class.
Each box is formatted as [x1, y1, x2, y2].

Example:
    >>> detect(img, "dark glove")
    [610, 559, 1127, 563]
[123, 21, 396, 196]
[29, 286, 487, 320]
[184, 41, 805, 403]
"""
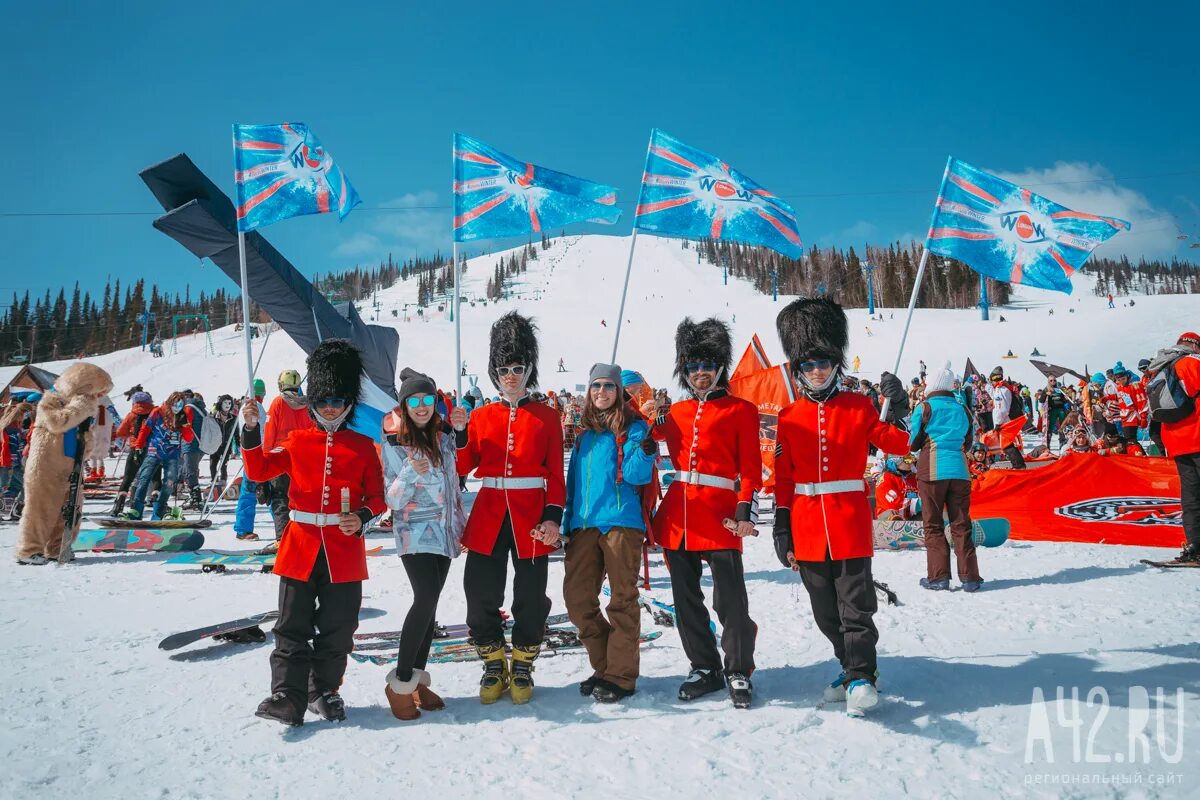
[772, 507, 794, 568]
[640, 436, 657, 455]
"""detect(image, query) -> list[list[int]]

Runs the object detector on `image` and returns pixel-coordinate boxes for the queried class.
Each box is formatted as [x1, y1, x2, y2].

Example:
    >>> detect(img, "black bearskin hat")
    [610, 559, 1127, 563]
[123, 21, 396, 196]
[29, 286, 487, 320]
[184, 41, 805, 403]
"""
[488, 312, 539, 390]
[776, 297, 848, 371]
[306, 339, 364, 421]
[673, 317, 733, 390]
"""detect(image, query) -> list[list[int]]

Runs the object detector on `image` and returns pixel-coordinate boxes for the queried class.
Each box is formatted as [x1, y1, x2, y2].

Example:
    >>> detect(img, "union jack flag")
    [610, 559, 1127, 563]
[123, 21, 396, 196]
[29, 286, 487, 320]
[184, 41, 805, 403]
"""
[233, 123, 361, 232]
[926, 158, 1130, 294]
[634, 129, 802, 258]
[453, 133, 620, 243]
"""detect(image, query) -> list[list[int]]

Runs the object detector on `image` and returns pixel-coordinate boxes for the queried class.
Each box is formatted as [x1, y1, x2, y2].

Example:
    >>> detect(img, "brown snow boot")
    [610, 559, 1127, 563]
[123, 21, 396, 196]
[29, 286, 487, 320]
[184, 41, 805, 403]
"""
[412, 669, 444, 711]
[385, 669, 421, 720]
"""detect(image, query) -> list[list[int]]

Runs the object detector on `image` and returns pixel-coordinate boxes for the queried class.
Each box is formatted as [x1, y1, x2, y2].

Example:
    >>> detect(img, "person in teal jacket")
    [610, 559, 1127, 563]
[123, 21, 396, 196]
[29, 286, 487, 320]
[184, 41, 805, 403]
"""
[562, 363, 657, 704]
[909, 361, 982, 592]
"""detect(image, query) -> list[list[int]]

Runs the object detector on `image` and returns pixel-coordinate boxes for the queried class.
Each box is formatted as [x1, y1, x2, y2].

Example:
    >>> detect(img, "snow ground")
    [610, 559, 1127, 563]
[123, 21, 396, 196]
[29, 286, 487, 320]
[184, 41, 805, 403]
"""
[1, 234, 1198, 798]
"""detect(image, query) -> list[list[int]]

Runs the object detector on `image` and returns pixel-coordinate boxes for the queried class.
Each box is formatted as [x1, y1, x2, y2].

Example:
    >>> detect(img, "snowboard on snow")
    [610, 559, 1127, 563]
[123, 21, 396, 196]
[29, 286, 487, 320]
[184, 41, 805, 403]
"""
[352, 612, 570, 649]
[872, 517, 1009, 551]
[164, 545, 384, 573]
[351, 628, 663, 665]
[72, 528, 205, 553]
[159, 607, 385, 650]
[1139, 559, 1200, 569]
[88, 516, 213, 529]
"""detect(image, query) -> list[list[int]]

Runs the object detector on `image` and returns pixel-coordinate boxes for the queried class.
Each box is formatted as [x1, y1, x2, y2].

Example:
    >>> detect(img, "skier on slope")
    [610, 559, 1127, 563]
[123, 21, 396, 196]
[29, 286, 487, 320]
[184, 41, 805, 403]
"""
[379, 368, 465, 720]
[243, 339, 386, 727]
[771, 298, 910, 717]
[449, 312, 565, 705]
[648, 317, 762, 709]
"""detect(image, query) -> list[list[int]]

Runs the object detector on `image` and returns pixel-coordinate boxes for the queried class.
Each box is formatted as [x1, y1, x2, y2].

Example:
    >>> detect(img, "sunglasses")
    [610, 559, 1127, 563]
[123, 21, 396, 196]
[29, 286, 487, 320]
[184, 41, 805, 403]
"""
[496, 365, 527, 377]
[314, 397, 347, 409]
[589, 381, 618, 393]
[797, 359, 832, 374]
[685, 361, 719, 374]
[406, 395, 437, 408]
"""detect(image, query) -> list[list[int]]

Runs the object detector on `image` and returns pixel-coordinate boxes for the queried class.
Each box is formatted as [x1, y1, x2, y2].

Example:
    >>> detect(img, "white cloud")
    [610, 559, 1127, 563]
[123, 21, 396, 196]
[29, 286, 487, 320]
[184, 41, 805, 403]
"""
[333, 190, 448, 261]
[816, 219, 877, 247]
[990, 162, 1175, 260]
[333, 232, 383, 257]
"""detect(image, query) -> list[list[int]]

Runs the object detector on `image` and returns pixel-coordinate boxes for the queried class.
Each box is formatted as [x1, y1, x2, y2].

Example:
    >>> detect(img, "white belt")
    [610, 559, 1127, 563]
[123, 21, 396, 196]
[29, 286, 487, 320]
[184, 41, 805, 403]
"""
[290, 510, 341, 527]
[674, 470, 736, 491]
[481, 476, 545, 490]
[794, 479, 865, 497]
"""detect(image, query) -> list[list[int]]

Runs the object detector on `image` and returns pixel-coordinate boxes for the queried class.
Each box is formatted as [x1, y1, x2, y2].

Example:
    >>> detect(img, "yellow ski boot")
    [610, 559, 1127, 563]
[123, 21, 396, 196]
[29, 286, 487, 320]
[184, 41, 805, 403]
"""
[509, 644, 541, 705]
[477, 643, 509, 705]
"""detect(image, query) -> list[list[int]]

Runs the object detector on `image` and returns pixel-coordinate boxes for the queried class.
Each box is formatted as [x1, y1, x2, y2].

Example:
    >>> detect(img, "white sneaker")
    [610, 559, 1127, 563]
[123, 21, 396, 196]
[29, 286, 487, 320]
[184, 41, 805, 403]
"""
[845, 679, 879, 717]
[823, 670, 880, 703]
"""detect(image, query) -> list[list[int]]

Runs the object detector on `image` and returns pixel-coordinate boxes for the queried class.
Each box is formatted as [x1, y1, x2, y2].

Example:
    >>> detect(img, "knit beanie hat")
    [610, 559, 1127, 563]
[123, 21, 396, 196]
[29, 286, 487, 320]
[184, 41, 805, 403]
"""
[588, 363, 622, 387]
[398, 368, 437, 404]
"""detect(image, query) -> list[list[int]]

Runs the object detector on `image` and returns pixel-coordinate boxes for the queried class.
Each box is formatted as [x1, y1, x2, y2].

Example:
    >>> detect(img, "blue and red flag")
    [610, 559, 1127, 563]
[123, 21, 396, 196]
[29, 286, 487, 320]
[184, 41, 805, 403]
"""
[453, 134, 621, 243]
[634, 129, 802, 258]
[926, 158, 1130, 294]
[233, 123, 361, 233]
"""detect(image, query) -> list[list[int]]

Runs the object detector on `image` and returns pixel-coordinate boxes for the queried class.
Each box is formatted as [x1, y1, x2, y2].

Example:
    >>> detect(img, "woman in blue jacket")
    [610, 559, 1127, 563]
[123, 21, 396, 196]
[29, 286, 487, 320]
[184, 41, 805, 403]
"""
[562, 363, 657, 703]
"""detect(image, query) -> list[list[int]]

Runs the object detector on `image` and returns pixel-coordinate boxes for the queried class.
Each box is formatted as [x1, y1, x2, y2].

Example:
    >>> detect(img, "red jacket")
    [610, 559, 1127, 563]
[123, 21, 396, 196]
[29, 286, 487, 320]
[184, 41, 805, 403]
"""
[1116, 382, 1147, 428]
[874, 470, 917, 517]
[244, 426, 386, 583]
[456, 396, 565, 559]
[651, 389, 762, 551]
[776, 391, 910, 561]
[1162, 354, 1200, 457]
[264, 395, 314, 451]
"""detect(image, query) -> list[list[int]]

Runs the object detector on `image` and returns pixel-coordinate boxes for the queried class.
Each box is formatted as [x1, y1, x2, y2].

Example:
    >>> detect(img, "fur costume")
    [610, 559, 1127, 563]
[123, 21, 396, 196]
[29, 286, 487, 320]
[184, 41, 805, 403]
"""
[488, 312, 540, 390]
[84, 396, 116, 462]
[17, 362, 113, 562]
[305, 339, 365, 432]
[673, 317, 733, 390]
[776, 297, 849, 370]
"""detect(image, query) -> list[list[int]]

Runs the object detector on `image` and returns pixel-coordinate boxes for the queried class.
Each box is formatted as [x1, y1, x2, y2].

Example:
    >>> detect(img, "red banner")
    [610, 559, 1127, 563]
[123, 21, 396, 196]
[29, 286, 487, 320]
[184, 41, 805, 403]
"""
[731, 334, 772, 382]
[729, 363, 796, 492]
[971, 451, 1182, 547]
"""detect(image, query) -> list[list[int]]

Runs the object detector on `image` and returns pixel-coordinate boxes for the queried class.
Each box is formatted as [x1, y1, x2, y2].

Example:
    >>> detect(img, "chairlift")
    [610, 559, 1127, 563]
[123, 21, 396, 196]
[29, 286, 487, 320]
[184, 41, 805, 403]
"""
[8, 340, 28, 364]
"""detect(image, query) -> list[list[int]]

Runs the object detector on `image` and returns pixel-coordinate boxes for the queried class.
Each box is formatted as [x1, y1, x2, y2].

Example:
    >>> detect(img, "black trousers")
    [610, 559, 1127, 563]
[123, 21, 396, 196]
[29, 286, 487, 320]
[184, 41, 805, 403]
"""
[796, 552, 879, 684]
[208, 452, 229, 483]
[269, 475, 291, 537]
[465, 515, 551, 647]
[271, 548, 363, 702]
[396, 553, 452, 680]
[1177, 452, 1200, 548]
[664, 548, 756, 675]
[117, 449, 144, 495]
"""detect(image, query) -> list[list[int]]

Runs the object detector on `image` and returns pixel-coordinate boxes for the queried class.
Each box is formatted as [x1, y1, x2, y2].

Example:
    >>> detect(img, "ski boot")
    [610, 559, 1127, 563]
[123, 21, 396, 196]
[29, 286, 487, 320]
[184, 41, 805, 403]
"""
[678, 668, 725, 701]
[108, 492, 127, 518]
[845, 679, 880, 718]
[919, 577, 950, 591]
[592, 680, 636, 704]
[167, 506, 185, 521]
[255, 692, 304, 727]
[476, 643, 510, 704]
[413, 669, 445, 711]
[579, 674, 603, 697]
[120, 509, 143, 521]
[186, 487, 202, 510]
[509, 644, 540, 704]
[308, 690, 346, 722]
[823, 669, 880, 702]
[1175, 543, 1200, 564]
[384, 669, 421, 720]
[726, 672, 753, 709]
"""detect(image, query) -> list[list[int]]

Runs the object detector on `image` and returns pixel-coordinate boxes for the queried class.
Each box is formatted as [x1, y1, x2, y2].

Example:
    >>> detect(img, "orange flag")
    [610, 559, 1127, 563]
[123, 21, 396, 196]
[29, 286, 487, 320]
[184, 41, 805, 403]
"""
[731, 334, 771, 382]
[728, 363, 797, 492]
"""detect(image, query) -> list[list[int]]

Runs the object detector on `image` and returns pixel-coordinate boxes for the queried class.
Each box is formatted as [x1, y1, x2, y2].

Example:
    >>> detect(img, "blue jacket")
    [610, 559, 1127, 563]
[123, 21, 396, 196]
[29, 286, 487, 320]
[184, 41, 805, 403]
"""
[909, 391, 972, 481]
[564, 419, 655, 534]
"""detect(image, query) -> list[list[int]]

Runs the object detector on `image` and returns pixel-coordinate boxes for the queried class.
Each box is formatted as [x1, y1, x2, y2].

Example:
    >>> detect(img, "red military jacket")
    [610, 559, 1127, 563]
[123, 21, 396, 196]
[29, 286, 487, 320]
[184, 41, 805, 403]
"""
[651, 389, 762, 551]
[456, 395, 565, 559]
[776, 390, 910, 561]
[244, 425, 386, 583]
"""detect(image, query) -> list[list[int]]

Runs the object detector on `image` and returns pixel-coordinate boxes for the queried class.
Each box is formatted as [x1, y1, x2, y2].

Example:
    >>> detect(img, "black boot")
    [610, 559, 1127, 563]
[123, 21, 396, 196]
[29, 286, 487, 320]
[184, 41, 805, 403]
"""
[592, 680, 636, 703]
[726, 672, 753, 709]
[186, 486, 203, 510]
[108, 493, 126, 518]
[678, 668, 725, 701]
[255, 692, 304, 726]
[1177, 543, 1200, 564]
[307, 690, 346, 722]
[579, 675, 602, 697]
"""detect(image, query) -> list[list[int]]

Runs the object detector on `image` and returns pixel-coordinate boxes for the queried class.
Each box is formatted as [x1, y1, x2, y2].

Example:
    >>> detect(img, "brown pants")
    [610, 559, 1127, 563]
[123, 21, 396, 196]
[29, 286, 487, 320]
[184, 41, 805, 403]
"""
[562, 527, 645, 690]
[918, 478, 981, 582]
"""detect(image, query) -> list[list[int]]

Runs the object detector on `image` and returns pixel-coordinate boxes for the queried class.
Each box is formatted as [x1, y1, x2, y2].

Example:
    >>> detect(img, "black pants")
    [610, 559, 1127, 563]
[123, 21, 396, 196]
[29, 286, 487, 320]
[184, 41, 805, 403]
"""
[1177, 453, 1200, 548]
[269, 475, 291, 537]
[117, 449, 144, 495]
[271, 548, 363, 702]
[465, 515, 550, 647]
[396, 553, 452, 680]
[664, 548, 756, 675]
[208, 452, 229, 484]
[796, 552, 879, 684]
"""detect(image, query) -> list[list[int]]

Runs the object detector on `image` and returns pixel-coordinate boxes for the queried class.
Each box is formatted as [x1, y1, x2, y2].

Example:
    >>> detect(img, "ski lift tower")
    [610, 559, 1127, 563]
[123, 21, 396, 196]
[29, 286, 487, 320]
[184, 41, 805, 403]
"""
[862, 260, 876, 316]
[978, 273, 990, 321]
[170, 313, 215, 356]
[138, 310, 156, 351]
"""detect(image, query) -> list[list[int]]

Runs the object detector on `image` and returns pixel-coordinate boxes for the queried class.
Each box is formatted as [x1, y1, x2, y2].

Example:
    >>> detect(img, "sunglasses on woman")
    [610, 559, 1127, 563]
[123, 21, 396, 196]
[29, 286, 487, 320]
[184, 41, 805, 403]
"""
[589, 381, 618, 393]
[496, 365, 527, 377]
[405, 395, 437, 408]
[798, 358, 832, 374]
[685, 361, 719, 374]
[314, 397, 347, 409]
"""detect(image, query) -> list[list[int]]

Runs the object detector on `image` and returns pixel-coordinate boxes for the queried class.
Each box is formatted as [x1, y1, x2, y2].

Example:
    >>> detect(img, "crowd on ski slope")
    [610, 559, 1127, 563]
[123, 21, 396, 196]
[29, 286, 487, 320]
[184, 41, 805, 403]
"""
[4, 307, 1197, 729]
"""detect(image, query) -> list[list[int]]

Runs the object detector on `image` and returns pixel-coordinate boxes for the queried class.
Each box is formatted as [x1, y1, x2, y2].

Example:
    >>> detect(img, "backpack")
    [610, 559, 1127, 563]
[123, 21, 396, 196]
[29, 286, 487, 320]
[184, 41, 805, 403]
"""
[1006, 384, 1024, 420]
[198, 414, 223, 454]
[1147, 357, 1196, 424]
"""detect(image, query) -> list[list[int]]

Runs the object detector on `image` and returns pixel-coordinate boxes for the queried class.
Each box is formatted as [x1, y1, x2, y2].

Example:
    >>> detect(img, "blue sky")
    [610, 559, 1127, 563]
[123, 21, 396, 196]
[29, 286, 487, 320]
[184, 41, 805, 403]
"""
[2, 1, 1197, 302]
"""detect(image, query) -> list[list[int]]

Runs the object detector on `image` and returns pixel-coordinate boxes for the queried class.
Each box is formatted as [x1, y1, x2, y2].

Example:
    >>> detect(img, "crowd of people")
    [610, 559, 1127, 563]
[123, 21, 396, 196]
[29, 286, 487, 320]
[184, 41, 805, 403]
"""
[4, 304, 1197, 730]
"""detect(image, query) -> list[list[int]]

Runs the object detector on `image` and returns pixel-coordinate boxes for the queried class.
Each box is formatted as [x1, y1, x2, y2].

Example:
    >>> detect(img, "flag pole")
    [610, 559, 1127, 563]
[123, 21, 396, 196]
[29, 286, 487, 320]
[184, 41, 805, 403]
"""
[453, 241, 462, 400]
[237, 232, 255, 400]
[878, 157, 952, 421]
[610, 229, 639, 362]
